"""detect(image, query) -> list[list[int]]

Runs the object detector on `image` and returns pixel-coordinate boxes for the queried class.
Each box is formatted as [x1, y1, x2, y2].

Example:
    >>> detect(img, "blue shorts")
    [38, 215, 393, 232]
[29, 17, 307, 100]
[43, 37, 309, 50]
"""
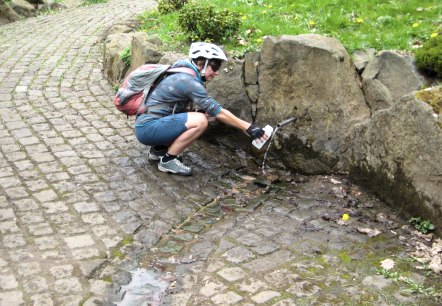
[135, 113, 188, 146]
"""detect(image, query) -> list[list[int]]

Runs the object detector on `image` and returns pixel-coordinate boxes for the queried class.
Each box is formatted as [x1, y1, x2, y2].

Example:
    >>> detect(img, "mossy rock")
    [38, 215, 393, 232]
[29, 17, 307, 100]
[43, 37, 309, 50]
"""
[416, 87, 442, 128]
[416, 87, 442, 115]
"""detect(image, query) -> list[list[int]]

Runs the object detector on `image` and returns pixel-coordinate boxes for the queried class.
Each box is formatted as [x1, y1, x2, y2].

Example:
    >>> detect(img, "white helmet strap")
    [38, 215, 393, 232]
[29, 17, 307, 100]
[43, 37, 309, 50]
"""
[191, 59, 209, 77]
[202, 59, 209, 77]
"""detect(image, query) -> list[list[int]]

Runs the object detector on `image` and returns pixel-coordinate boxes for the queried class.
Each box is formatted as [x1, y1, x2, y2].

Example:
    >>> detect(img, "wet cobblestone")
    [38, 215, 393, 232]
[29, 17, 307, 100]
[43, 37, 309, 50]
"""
[1, 0, 442, 305]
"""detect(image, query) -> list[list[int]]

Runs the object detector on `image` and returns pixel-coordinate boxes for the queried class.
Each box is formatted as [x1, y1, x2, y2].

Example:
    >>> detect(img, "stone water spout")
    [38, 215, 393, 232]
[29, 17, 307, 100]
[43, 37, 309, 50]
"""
[276, 116, 297, 128]
[261, 116, 298, 171]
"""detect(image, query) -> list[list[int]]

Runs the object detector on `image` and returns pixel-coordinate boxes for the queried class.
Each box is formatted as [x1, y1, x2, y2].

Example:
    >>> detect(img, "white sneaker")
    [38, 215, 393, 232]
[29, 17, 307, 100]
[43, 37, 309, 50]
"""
[158, 157, 192, 176]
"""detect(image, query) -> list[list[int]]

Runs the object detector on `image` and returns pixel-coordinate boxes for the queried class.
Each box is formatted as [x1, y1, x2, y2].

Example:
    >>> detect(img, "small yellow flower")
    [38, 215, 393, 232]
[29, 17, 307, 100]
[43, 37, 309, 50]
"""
[412, 22, 419, 28]
[356, 18, 364, 24]
[342, 214, 350, 221]
[256, 38, 263, 43]
[431, 32, 438, 38]
[242, 15, 248, 20]
[309, 21, 316, 26]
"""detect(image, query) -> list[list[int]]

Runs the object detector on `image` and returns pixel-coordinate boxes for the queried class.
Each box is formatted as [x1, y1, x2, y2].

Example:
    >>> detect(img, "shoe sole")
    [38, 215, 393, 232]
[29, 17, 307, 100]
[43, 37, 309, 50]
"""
[158, 164, 192, 176]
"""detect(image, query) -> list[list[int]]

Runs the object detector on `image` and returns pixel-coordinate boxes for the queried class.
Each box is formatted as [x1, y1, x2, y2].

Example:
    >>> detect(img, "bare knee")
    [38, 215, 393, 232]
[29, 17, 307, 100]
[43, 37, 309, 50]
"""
[187, 112, 209, 131]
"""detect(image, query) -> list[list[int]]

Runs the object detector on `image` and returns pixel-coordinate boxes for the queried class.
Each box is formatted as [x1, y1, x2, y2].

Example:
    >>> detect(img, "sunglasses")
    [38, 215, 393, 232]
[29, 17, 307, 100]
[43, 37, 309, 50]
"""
[209, 62, 221, 72]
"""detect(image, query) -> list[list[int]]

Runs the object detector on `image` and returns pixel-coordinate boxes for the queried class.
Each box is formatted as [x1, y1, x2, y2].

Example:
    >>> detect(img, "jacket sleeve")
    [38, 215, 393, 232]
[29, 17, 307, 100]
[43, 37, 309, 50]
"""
[179, 75, 223, 117]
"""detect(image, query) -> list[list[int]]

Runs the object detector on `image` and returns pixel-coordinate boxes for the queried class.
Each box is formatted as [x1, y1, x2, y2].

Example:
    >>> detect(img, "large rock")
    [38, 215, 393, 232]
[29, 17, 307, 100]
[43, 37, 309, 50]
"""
[352, 48, 376, 74]
[362, 51, 424, 114]
[206, 59, 252, 123]
[37, 0, 65, 11]
[158, 51, 185, 65]
[256, 35, 370, 173]
[244, 52, 261, 118]
[10, 0, 36, 17]
[0, 0, 20, 25]
[129, 32, 164, 72]
[103, 32, 136, 85]
[348, 87, 442, 231]
[202, 59, 253, 146]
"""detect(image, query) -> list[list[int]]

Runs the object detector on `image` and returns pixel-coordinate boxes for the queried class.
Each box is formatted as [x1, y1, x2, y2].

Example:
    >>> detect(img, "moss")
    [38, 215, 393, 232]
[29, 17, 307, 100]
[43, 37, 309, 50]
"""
[415, 35, 442, 77]
[416, 87, 442, 128]
[120, 235, 134, 246]
[101, 276, 113, 283]
[111, 249, 124, 259]
[110, 235, 134, 259]
[338, 251, 352, 264]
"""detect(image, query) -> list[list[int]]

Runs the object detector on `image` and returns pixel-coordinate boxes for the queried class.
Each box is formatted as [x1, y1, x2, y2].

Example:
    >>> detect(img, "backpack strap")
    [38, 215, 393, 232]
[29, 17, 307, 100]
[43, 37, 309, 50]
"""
[143, 67, 198, 115]
[167, 67, 197, 77]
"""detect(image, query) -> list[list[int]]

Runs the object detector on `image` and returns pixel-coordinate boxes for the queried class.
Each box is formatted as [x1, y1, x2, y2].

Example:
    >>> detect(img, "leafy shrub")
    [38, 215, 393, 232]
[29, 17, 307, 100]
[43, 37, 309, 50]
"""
[408, 217, 435, 234]
[415, 35, 442, 77]
[120, 46, 131, 66]
[178, 4, 241, 43]
[157, 0, 187, 14]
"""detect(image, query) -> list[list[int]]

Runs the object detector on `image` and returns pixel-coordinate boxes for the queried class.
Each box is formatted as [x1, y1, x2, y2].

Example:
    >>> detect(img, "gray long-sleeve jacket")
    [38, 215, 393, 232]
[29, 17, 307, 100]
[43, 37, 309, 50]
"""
[135, 60, 222, 126]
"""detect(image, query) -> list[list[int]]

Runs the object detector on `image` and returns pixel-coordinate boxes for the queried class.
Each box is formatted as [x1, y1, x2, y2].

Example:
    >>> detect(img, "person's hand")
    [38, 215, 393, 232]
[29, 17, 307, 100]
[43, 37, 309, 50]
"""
[246, 124, 265, 140]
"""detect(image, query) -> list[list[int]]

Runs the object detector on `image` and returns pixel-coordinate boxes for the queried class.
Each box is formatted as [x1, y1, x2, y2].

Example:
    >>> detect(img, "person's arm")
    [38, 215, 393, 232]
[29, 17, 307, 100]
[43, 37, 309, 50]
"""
[215, 108, 251, 132]
[216, 109, 268, 141]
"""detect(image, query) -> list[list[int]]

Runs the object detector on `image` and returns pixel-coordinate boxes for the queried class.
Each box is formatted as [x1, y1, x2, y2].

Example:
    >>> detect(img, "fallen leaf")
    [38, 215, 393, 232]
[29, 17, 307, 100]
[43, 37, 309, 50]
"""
[265, 174, 279, 183]
[332, 186, 347, 198]
[231, 187, 240, 194]
[358, 227, 382, 237]
[375, 213, 388, 223]
[412, 230, 434, 242]
[336, 219, 348, 226]
[239, 39, 248, 46]
[431, 239, 442, 255]
[350, 186, 362, 196]
[429, 256, 442, 274]
[330, 178, 341, 184]
[380, 258, 395, 270]
[241, 175, 256, 181]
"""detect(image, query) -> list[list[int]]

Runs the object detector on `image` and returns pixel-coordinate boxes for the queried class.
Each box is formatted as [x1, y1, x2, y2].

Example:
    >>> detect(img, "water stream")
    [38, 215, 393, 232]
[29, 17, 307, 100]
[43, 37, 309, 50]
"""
[261, 116, 297, 172]
[261, 126, 279, 172]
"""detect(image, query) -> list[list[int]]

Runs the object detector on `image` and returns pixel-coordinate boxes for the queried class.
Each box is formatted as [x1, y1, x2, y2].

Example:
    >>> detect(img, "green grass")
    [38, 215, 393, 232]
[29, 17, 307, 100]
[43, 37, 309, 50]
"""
[138, 0, 441, 57]
[82, 0, 107, 5]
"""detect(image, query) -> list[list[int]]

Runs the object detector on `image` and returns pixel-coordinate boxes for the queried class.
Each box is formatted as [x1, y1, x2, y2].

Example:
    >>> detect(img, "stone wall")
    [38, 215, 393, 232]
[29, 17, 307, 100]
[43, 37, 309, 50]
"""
[102, 31, 441, 232]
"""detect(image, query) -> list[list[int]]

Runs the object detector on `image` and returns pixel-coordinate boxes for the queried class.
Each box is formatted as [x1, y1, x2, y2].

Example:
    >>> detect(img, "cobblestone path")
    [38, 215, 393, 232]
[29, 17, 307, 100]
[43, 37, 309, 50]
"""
[1, 1, 441, 306]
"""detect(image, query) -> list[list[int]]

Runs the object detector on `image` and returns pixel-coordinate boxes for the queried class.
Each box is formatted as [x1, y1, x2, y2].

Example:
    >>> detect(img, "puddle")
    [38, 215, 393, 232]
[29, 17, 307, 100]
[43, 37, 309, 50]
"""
[117, 268, 170, 306]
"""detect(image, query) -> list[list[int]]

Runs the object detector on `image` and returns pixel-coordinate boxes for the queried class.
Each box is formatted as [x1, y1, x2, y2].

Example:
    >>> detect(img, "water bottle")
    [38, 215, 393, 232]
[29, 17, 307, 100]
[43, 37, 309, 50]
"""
[252, 125, 273, 150]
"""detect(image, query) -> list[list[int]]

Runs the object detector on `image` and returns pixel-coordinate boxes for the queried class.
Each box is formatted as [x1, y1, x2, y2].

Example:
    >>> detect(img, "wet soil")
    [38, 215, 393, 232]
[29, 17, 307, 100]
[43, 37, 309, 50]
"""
[110, 136, 442, 306]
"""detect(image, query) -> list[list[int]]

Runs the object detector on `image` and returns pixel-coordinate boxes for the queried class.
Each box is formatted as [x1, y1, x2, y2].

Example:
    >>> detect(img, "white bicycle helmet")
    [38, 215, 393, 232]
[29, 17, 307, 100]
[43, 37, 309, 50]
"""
[189, 42, 228, 61]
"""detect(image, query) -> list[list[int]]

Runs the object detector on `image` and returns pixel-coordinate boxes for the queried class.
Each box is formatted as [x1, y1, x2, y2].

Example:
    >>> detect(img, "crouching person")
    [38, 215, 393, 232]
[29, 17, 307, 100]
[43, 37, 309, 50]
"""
[135, 42, 267, 176]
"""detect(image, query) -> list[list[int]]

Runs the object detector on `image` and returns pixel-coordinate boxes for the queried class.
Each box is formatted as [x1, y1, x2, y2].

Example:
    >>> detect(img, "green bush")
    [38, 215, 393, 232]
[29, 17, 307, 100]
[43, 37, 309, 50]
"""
[157, 0, 187, 14]
[178, 4, 241, 43]
[415, 35, 442, 78]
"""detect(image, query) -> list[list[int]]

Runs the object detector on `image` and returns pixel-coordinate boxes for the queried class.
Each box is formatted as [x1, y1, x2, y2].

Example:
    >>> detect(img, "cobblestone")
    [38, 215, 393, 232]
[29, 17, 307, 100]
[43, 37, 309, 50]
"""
[1, 0, 442, 305]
